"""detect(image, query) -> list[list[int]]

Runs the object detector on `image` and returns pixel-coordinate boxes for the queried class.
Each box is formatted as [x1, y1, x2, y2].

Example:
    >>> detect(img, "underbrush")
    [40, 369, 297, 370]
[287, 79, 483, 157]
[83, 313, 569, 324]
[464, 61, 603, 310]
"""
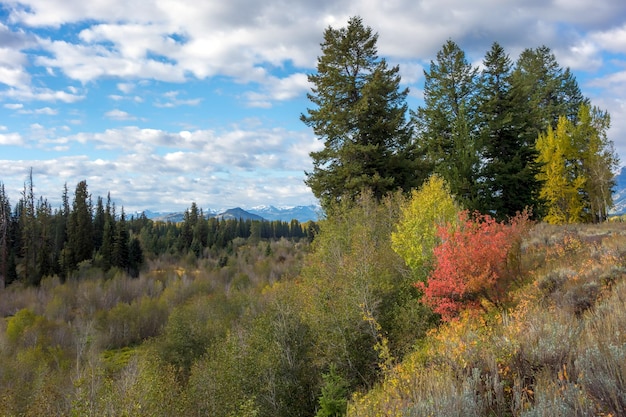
[0, 238, 306, 416]
[349, 222, 626, 417]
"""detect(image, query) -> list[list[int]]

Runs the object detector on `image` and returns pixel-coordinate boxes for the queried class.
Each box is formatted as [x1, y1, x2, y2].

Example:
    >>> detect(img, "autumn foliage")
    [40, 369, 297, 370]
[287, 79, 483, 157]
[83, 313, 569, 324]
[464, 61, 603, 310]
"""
[418, 210, 531, 321]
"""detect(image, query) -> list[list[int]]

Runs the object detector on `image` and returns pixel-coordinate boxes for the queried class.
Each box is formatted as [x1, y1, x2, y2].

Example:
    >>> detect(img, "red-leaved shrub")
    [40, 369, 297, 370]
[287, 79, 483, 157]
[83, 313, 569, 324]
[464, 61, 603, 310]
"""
[418, 210, 531, 321]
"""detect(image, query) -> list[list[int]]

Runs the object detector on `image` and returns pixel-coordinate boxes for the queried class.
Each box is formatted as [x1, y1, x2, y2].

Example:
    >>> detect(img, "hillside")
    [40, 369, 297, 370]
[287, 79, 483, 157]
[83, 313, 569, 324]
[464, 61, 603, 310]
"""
[0, 194, 625, 416]
[349, 221, 626, 416]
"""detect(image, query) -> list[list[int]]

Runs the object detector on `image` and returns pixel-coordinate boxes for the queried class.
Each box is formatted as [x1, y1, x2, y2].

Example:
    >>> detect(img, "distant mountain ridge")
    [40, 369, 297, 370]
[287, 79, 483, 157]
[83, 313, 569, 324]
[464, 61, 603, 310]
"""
[140, 204, 320, 223]
[611, 167, 626, 215]
[248, 205, 321, 223]
[214, 207, 265, 221]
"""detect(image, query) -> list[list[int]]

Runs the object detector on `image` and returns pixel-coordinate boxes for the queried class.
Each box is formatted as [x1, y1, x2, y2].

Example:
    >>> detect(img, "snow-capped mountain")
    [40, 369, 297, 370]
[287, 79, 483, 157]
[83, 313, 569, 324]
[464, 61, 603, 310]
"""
[214, 207, 265, 221]
[610, 167, 626, 215]
[139, 204, 321, 223]
[248, 205, 321, 223]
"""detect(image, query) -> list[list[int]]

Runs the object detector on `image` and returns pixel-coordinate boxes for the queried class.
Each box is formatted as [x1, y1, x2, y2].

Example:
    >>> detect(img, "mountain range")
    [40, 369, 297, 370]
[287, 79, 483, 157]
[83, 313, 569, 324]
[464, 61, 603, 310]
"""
[138, 204, 321, 223]
[610, 167, 626, 215]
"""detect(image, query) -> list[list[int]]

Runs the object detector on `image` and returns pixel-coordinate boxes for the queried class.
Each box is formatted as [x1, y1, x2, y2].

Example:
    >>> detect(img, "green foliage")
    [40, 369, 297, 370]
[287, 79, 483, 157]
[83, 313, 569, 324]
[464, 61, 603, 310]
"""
[414, 39, 480, 208]
[299, 191, 434, 391]
[316, 364, 348, 417]
[302, 16, 419, 208]
[66, 180, 94, 270]
[476, 42, 541, 219]
[391, 174, 459, 280]
[6, 307, 38, 345]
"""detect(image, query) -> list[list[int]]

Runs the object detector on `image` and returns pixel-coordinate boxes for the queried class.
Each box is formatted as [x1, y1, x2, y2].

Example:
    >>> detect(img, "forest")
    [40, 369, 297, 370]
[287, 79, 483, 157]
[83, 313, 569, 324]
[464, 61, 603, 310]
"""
[0, 16, 624, 417]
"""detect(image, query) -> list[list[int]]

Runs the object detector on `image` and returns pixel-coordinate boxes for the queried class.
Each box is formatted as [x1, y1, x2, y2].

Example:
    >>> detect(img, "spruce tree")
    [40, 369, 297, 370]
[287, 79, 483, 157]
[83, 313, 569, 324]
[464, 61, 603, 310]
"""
[0, 183, 10, 288]
[93, 196, 105, 251]
[302, 16, 418, 208]
[476, 42, 541, 219]
[112, 208, 129, 270]
[512, 45, 587, 135]
[19, 170, 39, 285]
[66, 180, 93, 269]
[413, 40, 480, 209]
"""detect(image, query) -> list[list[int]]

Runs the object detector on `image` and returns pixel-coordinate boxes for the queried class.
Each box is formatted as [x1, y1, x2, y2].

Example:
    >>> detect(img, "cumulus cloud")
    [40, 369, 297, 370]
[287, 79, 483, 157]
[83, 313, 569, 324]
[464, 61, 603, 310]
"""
[1, 86, 85, 102]
[0, 132, 23, 145]
[18, 106, 58, 115]
[154, 90, 202, 108]
[1, 0, 626, 209]
[0, 124, 321, 211]
[104, 109, 137, 121]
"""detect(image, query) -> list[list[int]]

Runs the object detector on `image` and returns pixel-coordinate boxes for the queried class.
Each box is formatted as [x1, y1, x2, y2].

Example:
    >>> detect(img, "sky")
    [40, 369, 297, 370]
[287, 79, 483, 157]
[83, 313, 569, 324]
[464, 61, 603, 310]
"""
[1, 0, 626, 213]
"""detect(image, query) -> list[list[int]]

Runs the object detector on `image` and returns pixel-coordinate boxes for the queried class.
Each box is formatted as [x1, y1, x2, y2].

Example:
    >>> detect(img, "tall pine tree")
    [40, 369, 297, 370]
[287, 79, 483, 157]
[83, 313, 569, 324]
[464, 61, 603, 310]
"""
[512, 45, 587, 135]
[413, 40, 480, 209]
[65, 180, 93, 272]
[0, 183, 9, 289]
[302, 16, 419, 208]
[476, 42, 541, 219]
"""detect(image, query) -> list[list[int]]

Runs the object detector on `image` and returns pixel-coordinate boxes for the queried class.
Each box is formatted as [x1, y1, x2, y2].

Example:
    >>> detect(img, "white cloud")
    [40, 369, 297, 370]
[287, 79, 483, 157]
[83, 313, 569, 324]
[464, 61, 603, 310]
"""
[0, 123, 320, 210]
[1, 86, 85, 102]
[4, 103, 23, 109]
[0, 132, 23, 145]
[18, 106, 58, 115]
[117, 83, 135, 93]
[590, 24, 626, 54]
[154, 90, 202, 108]
[104, 109, 137, 120]
[244, 72, 310, 107]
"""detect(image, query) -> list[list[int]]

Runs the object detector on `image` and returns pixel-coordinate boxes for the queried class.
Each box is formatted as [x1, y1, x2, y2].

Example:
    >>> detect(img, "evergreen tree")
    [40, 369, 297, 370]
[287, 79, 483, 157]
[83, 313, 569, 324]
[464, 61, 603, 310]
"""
[19, 170, 38, 285]
[0, 183, 10, 288]
[100, 195, 115, 271]
[302, 16, 418, 208]
[178, 202, 198, 252]
[53, 183, 70, 277]
[128, 236, 143, 278]
[112, 209, 129, 270]
[93, 196, 105, 251]
[316, 364, 348, 417]
[512, 45, 587, 135]
[476, 42, 541, 218]
[191, 208, 208, 257]
[35, 197, 54, 279]
[413, 40, 480, 208]
[66, 180, 94, 269]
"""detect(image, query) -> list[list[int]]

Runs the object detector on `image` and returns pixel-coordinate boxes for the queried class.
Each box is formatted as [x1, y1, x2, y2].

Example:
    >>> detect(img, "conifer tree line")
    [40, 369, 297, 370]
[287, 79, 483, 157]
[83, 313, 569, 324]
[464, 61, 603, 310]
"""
[0, 176, 314, 288]
[0, 174, 143, 287]
[303, 16, 619, 222]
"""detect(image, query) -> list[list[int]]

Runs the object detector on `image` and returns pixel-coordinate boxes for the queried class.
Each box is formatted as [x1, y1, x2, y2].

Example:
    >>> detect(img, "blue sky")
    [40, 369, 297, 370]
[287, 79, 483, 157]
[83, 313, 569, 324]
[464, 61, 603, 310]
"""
[1, 0, 626, 212]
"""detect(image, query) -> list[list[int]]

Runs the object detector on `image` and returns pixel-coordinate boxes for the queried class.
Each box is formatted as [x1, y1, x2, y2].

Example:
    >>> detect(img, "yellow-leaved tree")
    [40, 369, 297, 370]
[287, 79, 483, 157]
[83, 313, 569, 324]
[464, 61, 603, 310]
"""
[391, 175, 459, 280]
[573, 104, 618, 223]
[536, 117, 586, 224]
